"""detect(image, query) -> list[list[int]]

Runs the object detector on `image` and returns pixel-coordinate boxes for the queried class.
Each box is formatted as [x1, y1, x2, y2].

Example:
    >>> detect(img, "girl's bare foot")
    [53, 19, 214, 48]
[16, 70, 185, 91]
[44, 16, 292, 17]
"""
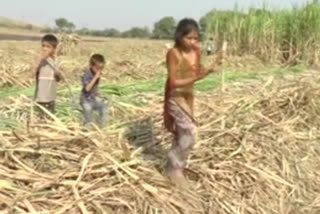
[165, 167, 186, 186]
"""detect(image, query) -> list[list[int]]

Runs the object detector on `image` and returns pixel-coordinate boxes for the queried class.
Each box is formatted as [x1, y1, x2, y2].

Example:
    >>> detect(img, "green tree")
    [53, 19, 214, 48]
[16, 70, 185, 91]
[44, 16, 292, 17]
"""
[122, 27, 150, 38]
[55, 18, 76, 32]
[103, 28, 121, 37]
[152, 17, 175, 39]
[66, 22, 76, 32]
[55, 18, 69, 31]
[77, 28, 91, 35]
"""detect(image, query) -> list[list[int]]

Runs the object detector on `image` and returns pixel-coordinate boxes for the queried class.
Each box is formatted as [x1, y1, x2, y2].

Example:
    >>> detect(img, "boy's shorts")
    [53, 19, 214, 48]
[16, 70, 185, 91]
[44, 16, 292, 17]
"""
[36, 101, 55, 118]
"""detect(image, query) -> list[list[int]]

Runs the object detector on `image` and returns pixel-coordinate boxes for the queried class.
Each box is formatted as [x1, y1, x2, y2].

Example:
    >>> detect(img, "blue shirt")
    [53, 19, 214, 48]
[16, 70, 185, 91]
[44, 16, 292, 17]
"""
[81, 68, 100, 102]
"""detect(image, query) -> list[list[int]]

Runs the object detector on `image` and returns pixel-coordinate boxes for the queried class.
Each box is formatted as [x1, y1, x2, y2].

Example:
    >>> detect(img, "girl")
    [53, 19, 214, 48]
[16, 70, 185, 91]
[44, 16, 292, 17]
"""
[164, 18, 219, 184]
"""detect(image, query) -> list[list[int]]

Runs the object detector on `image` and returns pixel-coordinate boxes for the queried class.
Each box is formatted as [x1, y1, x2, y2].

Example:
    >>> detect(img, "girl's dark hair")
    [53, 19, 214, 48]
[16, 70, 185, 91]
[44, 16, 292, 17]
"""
[174, 18, 199, 47]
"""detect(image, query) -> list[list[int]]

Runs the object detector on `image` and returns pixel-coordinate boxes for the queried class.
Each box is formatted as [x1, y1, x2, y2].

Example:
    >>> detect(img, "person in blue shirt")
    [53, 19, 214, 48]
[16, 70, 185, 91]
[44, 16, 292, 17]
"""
[80, 54, 107, 128]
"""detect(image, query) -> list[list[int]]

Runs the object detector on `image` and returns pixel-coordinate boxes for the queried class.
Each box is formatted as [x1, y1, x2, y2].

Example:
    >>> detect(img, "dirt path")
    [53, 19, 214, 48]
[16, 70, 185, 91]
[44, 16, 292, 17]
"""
[0, 32, 41, 41]
[0, 32, 112, 43]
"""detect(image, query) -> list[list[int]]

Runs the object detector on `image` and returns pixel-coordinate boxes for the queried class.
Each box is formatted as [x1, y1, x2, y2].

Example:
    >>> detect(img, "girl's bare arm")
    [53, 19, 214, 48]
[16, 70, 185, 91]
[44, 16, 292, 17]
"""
[167, 49, 199, 88]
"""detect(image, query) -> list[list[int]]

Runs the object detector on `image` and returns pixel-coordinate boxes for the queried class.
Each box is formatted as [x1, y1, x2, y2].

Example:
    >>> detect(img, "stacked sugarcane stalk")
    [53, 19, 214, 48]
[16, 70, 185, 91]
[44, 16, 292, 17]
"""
[0, 69, 319, 214]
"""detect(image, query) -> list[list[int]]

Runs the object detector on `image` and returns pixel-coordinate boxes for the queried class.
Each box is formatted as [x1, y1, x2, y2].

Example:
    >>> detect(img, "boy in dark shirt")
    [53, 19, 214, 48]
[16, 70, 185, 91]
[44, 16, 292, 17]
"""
[80, 54, 106, 128]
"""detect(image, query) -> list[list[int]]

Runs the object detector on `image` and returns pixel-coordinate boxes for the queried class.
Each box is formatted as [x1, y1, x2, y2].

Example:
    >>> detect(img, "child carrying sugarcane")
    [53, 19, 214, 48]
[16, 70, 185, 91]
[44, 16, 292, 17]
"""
[80, 54, 107, 128]
[163, 18, 220, 184]
[33, 34, 64, 118]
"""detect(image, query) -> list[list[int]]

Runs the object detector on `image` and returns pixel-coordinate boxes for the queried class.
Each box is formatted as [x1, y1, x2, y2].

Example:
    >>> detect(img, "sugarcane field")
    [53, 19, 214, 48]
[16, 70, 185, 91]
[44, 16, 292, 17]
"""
[0, 1, 320, 214]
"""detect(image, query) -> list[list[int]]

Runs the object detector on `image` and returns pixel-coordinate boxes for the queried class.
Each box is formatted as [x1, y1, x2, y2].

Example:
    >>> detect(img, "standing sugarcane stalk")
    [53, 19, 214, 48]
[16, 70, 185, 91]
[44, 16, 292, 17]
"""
[220, 41, 228, 130]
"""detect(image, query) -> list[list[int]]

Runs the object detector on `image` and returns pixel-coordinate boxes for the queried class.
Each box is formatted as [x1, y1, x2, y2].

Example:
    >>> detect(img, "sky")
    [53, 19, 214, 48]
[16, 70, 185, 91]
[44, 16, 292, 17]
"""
[0, 0, 308, 31]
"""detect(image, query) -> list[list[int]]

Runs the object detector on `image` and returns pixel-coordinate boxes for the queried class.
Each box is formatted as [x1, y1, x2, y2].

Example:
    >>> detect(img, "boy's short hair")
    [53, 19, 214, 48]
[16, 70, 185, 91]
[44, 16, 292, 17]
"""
[41, 34, 59, 48]
[90, 54, 105, 66]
